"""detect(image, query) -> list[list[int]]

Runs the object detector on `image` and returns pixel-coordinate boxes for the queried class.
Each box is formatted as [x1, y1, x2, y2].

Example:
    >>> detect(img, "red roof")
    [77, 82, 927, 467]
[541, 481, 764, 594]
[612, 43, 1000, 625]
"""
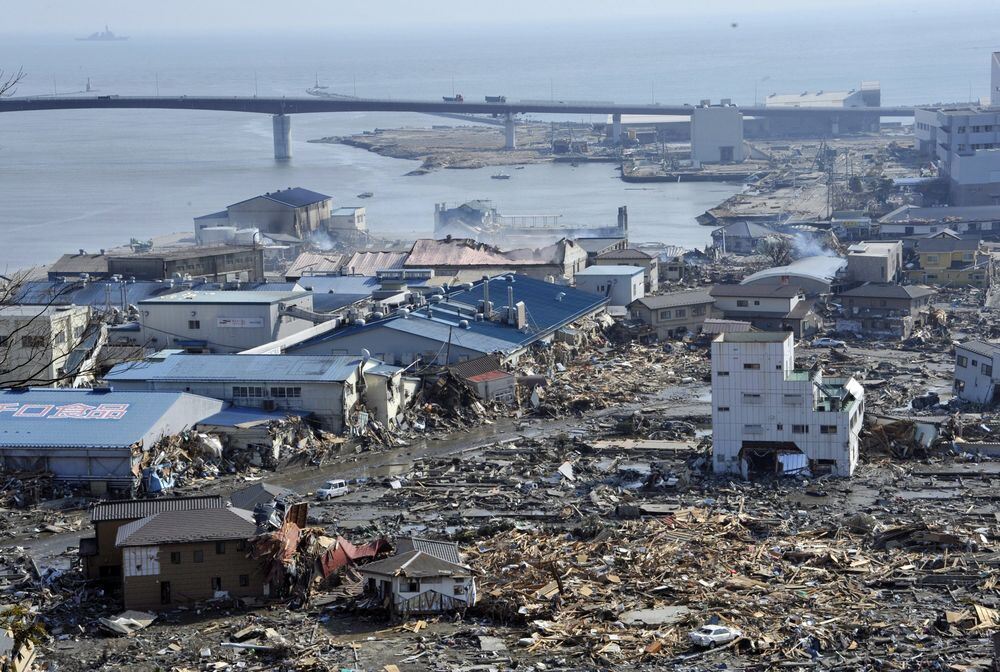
[466, 370, 513, 383]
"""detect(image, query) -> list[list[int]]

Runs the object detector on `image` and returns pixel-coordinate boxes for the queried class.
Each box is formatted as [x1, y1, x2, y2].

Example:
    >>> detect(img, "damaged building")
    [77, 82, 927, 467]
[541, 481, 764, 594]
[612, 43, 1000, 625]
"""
[834, 283, 936, 340]
[711, 332, 865, 478]
[953, 340, 1000, 405]
[360, 537, 476, 616]
[709, 284, 821, 338]
[104, 352, 414, 433]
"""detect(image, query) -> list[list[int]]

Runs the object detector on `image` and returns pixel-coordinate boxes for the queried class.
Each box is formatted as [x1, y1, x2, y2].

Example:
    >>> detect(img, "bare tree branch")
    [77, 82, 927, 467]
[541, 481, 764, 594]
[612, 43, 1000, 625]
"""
[0, 67, 25, 98]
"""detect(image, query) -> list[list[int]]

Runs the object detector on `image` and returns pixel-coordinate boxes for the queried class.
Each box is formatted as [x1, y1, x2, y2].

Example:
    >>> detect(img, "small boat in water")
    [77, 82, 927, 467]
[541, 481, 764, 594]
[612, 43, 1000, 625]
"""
[491, 172, 511, 180]
[356, 192, 374, 198]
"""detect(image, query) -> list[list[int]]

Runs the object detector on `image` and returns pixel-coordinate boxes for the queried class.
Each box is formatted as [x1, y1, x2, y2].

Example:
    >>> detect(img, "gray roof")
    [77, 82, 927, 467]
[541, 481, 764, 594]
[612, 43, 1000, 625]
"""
[575, 265, 644, 277]
[837, 283, 936, 300]
[106, 353, 376, 384]
[957, 340, 1000, 359]
[139, 290, 309, 305]
[231, 187, 330, 209]
[914, 238, 981, 253]
[713, 221, 778, 238]
[710, 284, 802, 298]
[741, 255, 847, 286]
[596, 247, 653, 261]
[115, 506, 257, 547]
[631, 289, 714, 310]
[360, 550, 469, 578]
[394, 536, 461, 564]
[229, 483, 297, 511]
[574, 237, 626, 254]
[90, 495, 225, 523]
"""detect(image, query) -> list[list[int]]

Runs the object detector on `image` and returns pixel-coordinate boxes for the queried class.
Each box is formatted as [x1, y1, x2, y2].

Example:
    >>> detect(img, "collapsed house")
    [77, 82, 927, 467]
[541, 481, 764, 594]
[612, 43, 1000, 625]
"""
[710, 332, 865, 478]
[834, 283, 937, 340]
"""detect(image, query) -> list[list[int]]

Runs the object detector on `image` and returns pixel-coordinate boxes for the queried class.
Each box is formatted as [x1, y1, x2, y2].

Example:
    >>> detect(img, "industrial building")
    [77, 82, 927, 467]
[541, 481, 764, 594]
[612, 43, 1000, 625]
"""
[710, 332, 865, 478]
[763, 82, 881, 135]
[104, 351, 412, 432]
[0, 388, 225, 490]
[48, 246, 264, 283]
[710, 221, 784, 255]
[138, 290, 319, 354]
[0, 305, 92, 387]
[287, 275, 609, 366]
[913, 106, 1000, 205]
[690, 104, 744, 165]
[740, 255, 847, 296]
[574, 265, 644, 313]
[953, 340, 1000, 405]
[194, 187, 333, 240]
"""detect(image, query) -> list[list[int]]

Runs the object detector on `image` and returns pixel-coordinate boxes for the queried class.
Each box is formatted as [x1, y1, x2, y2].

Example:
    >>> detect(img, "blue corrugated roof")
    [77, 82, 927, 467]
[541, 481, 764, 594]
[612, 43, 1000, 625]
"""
[106, 353, 377, 383]
[197, 406, 308, 427]
[139, 290, 308, 305]
[13, 280, 201, 307]
[0, 389, 198, 448]
[292, 276, 378, 313]
[291, 274, 607, 355]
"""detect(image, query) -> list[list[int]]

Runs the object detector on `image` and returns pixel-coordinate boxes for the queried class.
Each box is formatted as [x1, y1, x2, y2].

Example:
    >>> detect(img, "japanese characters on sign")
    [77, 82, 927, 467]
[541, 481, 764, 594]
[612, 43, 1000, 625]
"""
[0, 403, 130, 419]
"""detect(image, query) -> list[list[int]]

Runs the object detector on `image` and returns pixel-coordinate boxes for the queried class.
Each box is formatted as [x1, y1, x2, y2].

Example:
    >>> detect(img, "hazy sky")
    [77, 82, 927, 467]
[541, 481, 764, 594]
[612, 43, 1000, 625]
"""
[6, 0, 998, 34]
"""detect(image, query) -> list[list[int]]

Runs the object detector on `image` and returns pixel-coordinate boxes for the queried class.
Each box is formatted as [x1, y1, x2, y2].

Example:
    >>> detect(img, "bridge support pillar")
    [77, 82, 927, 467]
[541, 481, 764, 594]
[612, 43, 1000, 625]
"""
[611, 113, 622, 146]
[504, 113, 516, 150]
[272, 114, 292, 160]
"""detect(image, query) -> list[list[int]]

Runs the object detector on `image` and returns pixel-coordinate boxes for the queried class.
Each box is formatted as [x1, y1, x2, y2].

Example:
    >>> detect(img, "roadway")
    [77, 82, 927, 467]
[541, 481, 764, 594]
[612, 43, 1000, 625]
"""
[0, 95, 916, 118]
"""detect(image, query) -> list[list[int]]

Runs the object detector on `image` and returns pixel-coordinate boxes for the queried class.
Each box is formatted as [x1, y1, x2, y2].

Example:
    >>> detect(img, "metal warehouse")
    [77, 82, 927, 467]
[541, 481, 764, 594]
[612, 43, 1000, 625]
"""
[0, 389, 225, 491]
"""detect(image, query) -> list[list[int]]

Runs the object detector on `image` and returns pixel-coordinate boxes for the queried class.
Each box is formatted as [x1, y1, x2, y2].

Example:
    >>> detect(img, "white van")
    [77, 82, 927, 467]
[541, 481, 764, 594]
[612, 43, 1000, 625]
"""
[316, 479, 349, 500]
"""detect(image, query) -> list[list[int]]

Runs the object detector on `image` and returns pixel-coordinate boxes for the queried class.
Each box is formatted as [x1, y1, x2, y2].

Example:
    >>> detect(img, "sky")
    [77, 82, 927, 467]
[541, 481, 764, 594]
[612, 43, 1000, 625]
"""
[5, 0, 999, 35]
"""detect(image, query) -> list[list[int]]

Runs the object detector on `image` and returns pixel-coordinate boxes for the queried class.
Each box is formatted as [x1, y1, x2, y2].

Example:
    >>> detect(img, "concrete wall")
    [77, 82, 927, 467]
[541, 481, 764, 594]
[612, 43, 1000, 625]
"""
[227, 197, 330, 238]
[0, 306, 90, 387]
[121, 539, 268, 610]
[954, 345, 999, 405]
[140, 295, 315, 353]
[847, 243, 903, 283]
[574, 270, 644, 308]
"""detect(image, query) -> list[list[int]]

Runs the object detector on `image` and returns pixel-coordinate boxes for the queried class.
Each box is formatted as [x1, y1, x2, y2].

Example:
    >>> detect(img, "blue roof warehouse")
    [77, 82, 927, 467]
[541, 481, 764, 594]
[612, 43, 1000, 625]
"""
[0, 389, 225, 491]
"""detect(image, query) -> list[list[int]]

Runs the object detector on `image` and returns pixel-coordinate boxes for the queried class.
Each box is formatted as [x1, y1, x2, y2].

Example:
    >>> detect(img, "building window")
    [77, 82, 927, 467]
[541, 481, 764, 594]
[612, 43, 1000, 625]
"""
[736, 300, 749, 307]
[972, 359, 979, 367]
[792, 424, 809, 434]
[776, 424, 783, 430]
[270, 387, 302, 398]
[984, 364, 994, 376]
[744, 424, 764, 434]
[211, 577, 222, 591]
[188, 320, 201, 330]
[753, 300, 760, 306]
[743, 363, 760, 370]
[239, 574, 250, 587]
[194, 550, 204, 563]
[743, 393, 762, 403]
[236, 540, 247, 552]
[215, 541, 226, 555]
[233, 386, 265, 398]
[820, 425, 838, 434]
[674, 308, 687, 318]
[955, 380, 966, 392]
[717, 371, 729, 377]
[692, 305, 705, 316]
[407, 579, 420, 593]
[170, 552, 181, 565]
[21, 335, 46, 348]
[957, 355, 969, 367]
[718, 406, 730, 412]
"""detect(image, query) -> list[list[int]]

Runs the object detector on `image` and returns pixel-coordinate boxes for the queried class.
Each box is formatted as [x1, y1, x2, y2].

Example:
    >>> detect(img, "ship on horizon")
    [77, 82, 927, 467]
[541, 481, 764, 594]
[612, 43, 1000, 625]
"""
[76, 25, 128, 41]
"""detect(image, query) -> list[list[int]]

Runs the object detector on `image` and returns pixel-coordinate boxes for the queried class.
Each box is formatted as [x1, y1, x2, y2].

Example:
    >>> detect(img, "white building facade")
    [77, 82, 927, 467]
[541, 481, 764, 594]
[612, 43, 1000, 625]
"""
[953, 340, 1000, 405]
[574, 265, 644, 312]
[691, 105, 744, 165]
[711, 332, 865, 478]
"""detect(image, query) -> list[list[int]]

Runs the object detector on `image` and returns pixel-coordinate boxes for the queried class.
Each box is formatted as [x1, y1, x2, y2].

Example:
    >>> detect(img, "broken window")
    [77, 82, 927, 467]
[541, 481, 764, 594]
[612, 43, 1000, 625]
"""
[406, 578, 420, 592]
[957, 355, 968, 367]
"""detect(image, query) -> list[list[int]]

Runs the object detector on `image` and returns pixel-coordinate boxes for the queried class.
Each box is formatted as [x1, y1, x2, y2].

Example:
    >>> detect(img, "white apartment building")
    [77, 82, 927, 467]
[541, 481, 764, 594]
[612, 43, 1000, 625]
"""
[691, 105, 744, 165]
[914, 105, 1000, 205]
[711, 332, 865, 478]
[953, 340, 1000, 405]
[0, 305, 91, 387]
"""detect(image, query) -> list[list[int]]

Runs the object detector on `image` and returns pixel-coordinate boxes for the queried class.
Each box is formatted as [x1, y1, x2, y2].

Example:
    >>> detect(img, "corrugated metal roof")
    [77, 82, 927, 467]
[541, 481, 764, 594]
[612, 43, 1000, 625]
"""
[0, 389, 208, 449]
[575, 237, 626, 254]
[285, 252, 346, 279]
[394, 536, 461, 564]
[740, 256, 846, 285]
[196, 406, 308, 427]
[837, 283, 936, 299]
[13, 279, 196, 307]
[106, 353, 375, 383]
[596, 247, 652, 260]
[139, 290, 309, 305]
[575, 265, 644, 277]
[230, 187, 330, 209]
[957, 340, 999, 358]
[448, 355, 504, 379]
[343, 251, 408, 275]
[116, 507, 257, 547]
[90, 495, 225, 523]
[360, 550, 468, 577]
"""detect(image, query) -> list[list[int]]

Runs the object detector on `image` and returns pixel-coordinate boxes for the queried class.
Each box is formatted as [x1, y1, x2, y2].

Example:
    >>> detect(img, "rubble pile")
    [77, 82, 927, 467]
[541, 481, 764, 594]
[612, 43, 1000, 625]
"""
[467, 505, 999, 667]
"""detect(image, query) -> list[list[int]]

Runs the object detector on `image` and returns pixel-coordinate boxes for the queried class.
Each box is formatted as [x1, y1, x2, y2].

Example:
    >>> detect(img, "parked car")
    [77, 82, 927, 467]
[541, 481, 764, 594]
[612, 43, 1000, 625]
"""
[811, 337, 847, 348]
[689, 624, 741, 647]
[315, 479, 349, 500]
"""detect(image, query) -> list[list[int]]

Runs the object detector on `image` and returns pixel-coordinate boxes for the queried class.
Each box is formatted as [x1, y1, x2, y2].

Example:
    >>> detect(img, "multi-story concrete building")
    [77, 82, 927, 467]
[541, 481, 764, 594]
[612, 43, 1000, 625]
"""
[138, 290, 318, 354]
[691, 104, 744, 165]
[195, 187, 333, 240]
[953, 340, 1000, 405]
[108, 246, 265, 283]
[0, 305, 91, 387]
[711, 332, 865, 478]
[628, 289, 716, 340]
[763, 82, 881, 135]
[879, 204, 1000, 239]
[914, 106, 1000, 205]
[329, 207, 367, 233]
[846, 241, 903, 283]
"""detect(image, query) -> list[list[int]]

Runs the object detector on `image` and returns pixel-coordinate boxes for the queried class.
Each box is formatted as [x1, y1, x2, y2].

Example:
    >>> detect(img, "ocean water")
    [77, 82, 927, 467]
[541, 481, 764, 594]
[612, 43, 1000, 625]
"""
[1, 12, 999, 270]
